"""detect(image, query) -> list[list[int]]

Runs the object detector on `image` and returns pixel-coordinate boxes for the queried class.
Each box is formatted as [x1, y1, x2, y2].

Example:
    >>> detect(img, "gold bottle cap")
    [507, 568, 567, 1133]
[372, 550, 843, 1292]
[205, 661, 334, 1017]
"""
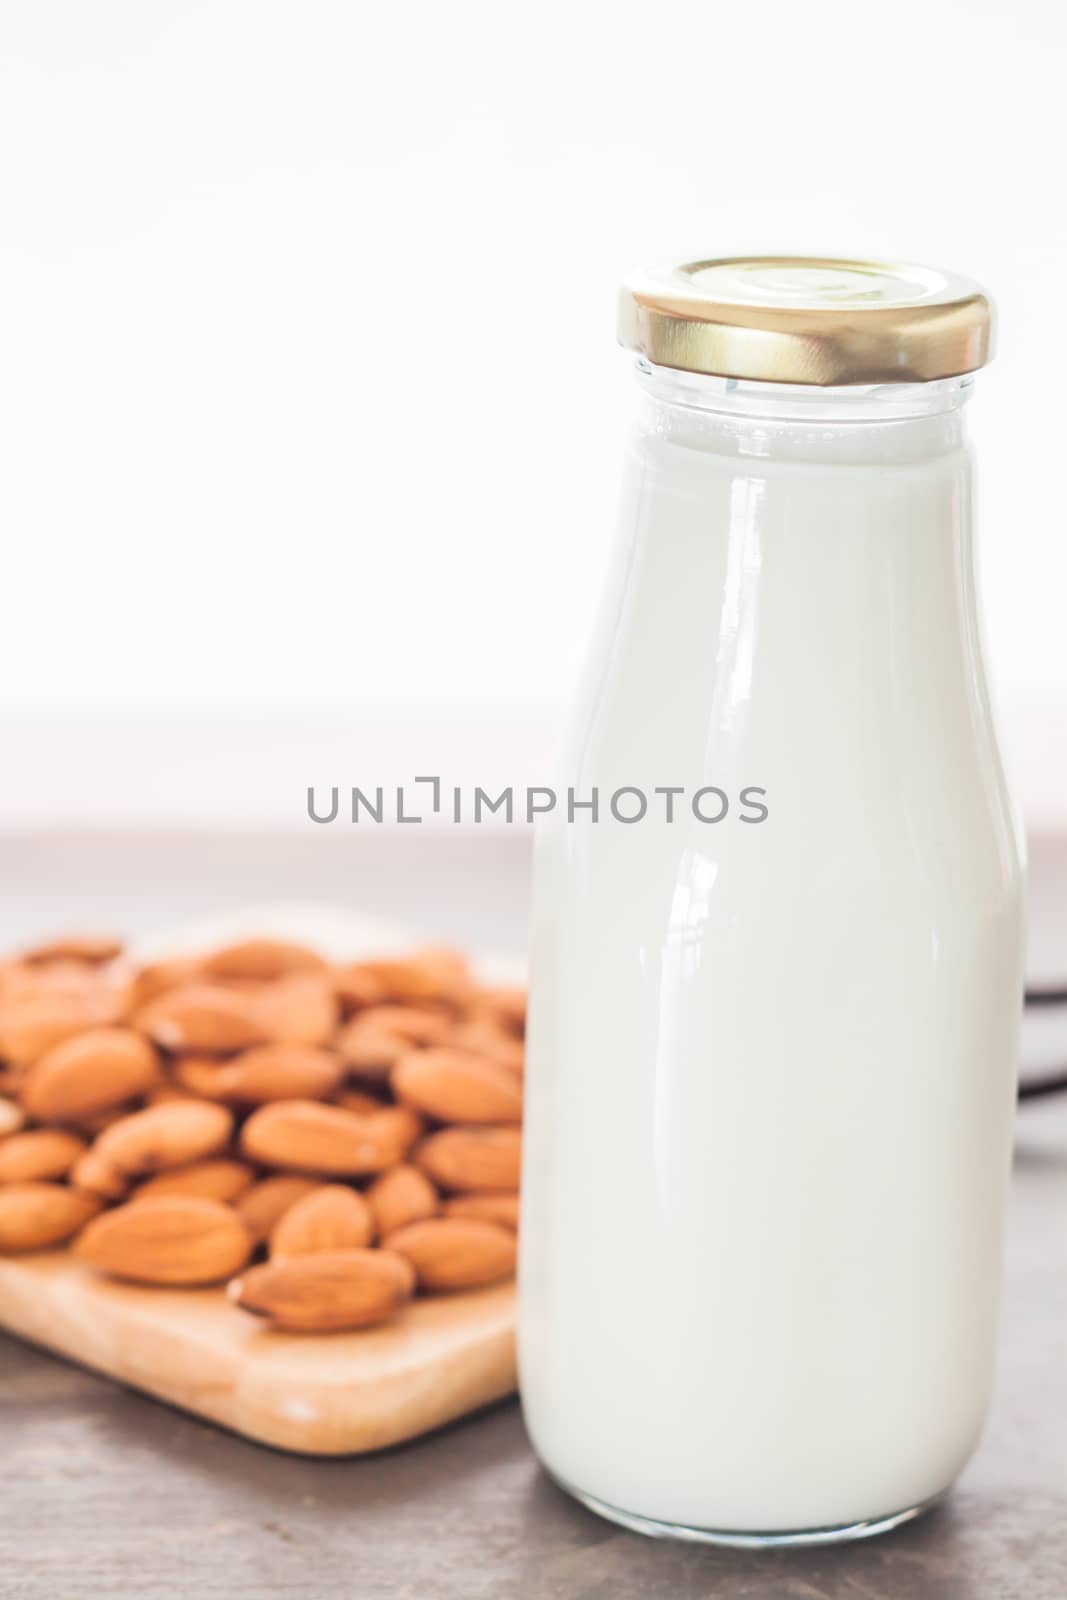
[618, 256, 994, 386]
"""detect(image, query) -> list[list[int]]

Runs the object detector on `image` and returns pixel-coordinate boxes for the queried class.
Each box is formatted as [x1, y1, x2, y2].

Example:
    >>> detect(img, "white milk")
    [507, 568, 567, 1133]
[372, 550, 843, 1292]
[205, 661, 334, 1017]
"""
[518, 365, 1025, 1541]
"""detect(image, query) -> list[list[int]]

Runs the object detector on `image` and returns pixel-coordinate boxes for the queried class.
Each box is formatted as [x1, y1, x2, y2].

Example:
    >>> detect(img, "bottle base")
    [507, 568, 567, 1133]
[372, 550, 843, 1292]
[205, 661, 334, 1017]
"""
[556, 1475, 943, 1549]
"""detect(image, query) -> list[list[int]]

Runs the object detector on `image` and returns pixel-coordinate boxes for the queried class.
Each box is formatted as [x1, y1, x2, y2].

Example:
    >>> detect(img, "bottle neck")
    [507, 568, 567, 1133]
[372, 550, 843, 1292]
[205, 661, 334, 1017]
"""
[632, 360, 971, 466]
[634, 359, 974, 422]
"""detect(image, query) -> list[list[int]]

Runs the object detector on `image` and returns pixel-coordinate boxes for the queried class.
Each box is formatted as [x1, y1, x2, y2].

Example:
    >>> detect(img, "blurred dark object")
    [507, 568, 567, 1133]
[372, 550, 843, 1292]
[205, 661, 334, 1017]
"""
[1020, 828, 1067, 1099]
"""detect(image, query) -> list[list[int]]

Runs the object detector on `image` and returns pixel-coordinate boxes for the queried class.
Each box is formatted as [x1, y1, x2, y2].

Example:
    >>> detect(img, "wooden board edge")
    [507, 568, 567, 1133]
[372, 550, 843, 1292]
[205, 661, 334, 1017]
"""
[0, 1255, 518, 1456]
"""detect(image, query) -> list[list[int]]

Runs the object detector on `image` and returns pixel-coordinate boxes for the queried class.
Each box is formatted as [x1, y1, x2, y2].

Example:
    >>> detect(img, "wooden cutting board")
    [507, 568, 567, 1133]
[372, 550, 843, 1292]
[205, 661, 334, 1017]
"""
[0, 905, 522, 1454]
[0, 1255, 516, 1453]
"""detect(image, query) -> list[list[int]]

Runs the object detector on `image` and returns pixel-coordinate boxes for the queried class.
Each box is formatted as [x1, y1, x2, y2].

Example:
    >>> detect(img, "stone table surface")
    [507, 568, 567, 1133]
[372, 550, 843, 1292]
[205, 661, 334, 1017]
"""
[2, 831, 1066, 1598]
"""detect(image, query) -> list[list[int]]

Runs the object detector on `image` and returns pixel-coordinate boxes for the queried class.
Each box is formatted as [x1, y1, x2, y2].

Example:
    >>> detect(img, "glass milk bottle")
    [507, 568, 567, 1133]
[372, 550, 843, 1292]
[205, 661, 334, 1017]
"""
[518, 257, 1025, 1546]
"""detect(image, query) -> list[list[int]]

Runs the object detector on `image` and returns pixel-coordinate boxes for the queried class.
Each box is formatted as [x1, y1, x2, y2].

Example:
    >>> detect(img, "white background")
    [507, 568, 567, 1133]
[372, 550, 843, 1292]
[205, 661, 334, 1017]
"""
[1, 1, 1065, 827]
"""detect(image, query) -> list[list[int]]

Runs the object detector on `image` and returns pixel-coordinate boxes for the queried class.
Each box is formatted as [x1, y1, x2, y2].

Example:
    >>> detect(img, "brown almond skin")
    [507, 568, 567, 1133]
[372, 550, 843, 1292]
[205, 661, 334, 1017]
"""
[474, 984, 526, 1036]
[0, 1183, 102, 1253]
[165, 1059, 230, 1099]
[0, 1129, 86, 1184]
[71, 1102, 139, 1138]
[232, 1247, 415, 1332]
[94, 1100, 233, 1177]
[269, 1184, 374, 1257]
[333, 948, 469, 1011]
[128, 956, 204, 1011]
[0, 1097, 26, 1139]
[448, 1019, 525, 1074]
[138, 984, 272, 1052]
[76, 1196, 253, 1285]
[334, 1019, 409, 1080]
[241, 1100, 409, 1177]
[255, 974, 338, 1047]
[367, 1164, 439, 1237]
[200, 939, 328, 982]
[177, 1046, 344, 1105]
[443, 1193, 520, 1231]
[385, 1218, 517, 1292]
[0, 990, 131, 1069]
[354, 1006, 452, 1047]
[22, 1028, 160, 1122]
[331, 964, 391, 1011]
[415, 1126, 521, 1193]
[392, 1048, 523, 1125]
[0, 960, 99, 1002]
[143, 1083, 200, 1107]
[133, 1158, 255, 1204]
[70, 1149, 129, 1201]
[367, 949, 471, 1003]
[235, 1175, 321, 1245]
[368, 1105, 425, 1163]
[334, 1088, 388, 1116]
[0, 960, 129, 1010]
[21, 934, 123, 967]
[335, 1004, 462, 1075]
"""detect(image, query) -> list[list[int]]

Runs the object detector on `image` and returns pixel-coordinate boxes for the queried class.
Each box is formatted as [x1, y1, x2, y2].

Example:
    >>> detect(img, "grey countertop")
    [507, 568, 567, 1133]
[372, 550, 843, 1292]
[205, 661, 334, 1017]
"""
[2, 831, 1066, 1599]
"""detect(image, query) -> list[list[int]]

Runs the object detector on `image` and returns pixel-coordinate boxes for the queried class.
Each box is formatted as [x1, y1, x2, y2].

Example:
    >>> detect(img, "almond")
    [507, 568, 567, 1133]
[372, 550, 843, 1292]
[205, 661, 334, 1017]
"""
[332, 964, 392, 1011]
[235, 1175, 320, 1245]
[0, 959, 111, 1002]
[354, 1006, 452, 1047]
[22, 934, 123, 966]
[241, 1100, 410, 1177]
[385, 1217, 517, 1291]
[176, 1046, 343, 1105]
[76, 1195, 252, 1285]
[128, 956, 204, 1010]
[256, 974, 337, 1046]
[333, 948, 470, 1011]
[0, 1097, 25, 1139]
[269, 1184, 374, 1257]
[0, 1129, 86, 1184]
[70, 1150, 129, 1201]
[168, 1058, 231, 1099]
[337, 1008, 455, 1079]
[443, 1193, 520, 1230]
[334, 1018, 409, 1080]
[94, 1100, 233, 1176]
[200, 938, 328, 982]
[137, 984, 271, 1053]
[0, 1183, 102, 1252]
[335, 1007, 454, 1070]
[335, 1088, 387, 1115]
[22, 1028, 160, 1122]
[392, 1048, 523, 1125]
[367, 1163, 439, 1236]
[368, 1105, 425, 1161]
[474, 984, 526, 1036]
[71, 1102, 139, 1137]
[143, 1083, 200, 1107]
[133, 1158, 255, 1204]
[0, 961, 26, 1002]
[448, 1019, 525, 1074]
[416, 1126, 521, 1193]
[0, 988, 129, 1067]
[232, 1247, 415, 1331]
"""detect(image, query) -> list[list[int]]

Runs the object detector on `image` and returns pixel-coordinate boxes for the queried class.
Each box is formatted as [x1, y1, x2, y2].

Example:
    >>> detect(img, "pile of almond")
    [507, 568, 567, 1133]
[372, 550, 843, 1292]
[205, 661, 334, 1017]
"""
[0, 934, 524, 1332]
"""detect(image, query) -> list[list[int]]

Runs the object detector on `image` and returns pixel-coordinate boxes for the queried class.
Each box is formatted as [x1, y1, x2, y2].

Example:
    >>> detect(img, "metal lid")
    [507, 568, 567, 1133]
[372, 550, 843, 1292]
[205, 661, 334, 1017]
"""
[618, 256, 994, 386]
